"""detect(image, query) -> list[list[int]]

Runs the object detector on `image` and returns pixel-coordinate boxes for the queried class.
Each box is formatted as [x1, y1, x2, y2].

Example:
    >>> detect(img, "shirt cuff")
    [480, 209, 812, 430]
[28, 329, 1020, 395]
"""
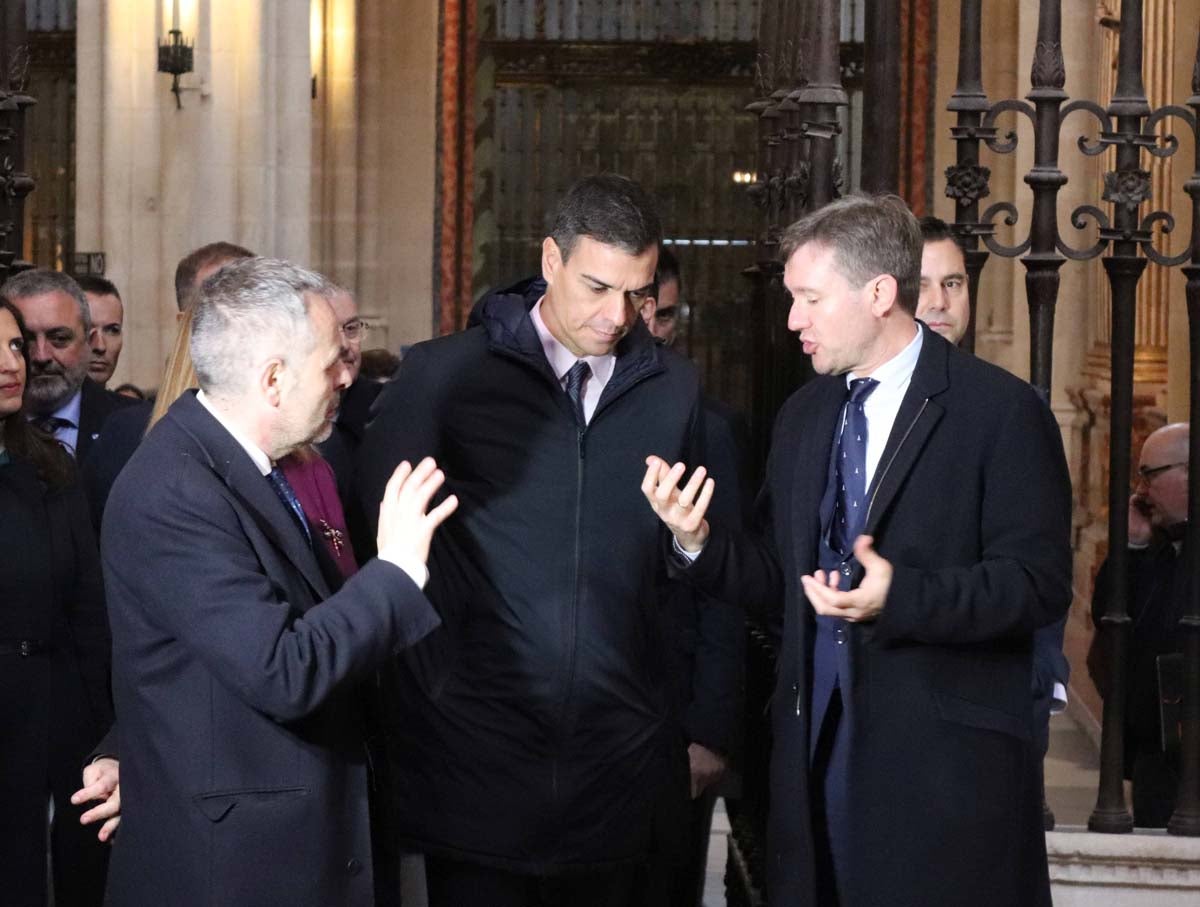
[377, 552, 430, 590]
[1051, 682, 1068, 714]
[671, 536, 704, 563]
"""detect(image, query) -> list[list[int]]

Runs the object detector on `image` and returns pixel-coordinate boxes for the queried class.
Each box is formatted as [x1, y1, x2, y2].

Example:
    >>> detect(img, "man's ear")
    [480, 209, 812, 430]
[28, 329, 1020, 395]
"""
[542, 237, 562, 286]
[261, 359, 285, 408]
[640, 296, 658, 328]
[868, 274, 900, 317]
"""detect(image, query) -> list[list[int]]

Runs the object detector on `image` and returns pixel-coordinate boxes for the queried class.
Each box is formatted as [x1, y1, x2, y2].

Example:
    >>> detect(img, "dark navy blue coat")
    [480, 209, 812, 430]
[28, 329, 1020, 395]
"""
[101, 391, 440, 906]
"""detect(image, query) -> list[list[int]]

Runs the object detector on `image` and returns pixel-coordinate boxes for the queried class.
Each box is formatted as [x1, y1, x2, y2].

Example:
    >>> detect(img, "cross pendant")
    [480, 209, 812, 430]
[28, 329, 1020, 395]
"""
[320, 519, 345, 556]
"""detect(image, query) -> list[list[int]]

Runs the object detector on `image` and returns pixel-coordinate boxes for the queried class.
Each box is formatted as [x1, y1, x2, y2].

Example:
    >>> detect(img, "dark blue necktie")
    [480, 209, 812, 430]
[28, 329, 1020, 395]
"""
[267, 467, 312, 545]
[829, 377, 879, 556]
[564, 360, 590, 428]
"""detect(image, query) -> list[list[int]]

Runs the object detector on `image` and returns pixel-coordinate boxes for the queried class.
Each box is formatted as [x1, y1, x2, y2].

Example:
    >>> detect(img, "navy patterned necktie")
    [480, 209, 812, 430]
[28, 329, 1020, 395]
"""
[267, 467, 312, 546]
[564, 360, 591, 428]
[34, 414, 74, 434]
[830, 377, 879, 556]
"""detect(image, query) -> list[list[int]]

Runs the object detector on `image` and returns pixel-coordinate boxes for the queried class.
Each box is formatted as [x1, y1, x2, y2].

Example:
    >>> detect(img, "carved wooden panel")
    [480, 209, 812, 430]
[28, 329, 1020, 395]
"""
[495, 0, 759, 42]
[22, 28, 73, 270]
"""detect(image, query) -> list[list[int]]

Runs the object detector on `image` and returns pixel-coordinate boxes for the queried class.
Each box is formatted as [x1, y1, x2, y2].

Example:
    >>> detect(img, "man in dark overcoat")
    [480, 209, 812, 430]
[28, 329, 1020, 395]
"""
[357, 174, 732, 906]
[99, 258, 456, 906]
[643, 194, 1072, 907]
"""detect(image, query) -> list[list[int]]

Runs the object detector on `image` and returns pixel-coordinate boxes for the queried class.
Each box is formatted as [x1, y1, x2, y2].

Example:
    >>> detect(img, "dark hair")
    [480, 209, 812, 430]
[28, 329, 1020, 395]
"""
[174, 241, 256, 311]
[0, 297, 75, 489]
[779, 194, 923, 317]
[360, 347, 402, 382]
[652, 245, 682, 296]
[112, 382, 147, 400]
[918, 215, 964, 249]
[76, 274, 121, 299]
[549, 174, 661, 262]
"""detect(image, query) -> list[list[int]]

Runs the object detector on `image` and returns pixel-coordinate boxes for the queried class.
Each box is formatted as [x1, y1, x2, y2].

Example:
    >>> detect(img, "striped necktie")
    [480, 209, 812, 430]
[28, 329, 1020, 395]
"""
[564, 359, 590, 428]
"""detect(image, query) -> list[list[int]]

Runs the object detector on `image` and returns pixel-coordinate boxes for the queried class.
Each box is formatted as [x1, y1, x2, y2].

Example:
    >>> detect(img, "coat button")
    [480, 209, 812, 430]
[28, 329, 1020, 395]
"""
[346, 858, 362, 875]
[835, 627, 846, 645]
[840, 564, 852, 577]
[790, 682, 800, 694]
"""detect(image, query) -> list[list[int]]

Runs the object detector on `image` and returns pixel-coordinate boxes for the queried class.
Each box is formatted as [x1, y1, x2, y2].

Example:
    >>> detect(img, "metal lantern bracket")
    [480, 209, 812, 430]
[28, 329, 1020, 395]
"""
[158, 29, 195, 109]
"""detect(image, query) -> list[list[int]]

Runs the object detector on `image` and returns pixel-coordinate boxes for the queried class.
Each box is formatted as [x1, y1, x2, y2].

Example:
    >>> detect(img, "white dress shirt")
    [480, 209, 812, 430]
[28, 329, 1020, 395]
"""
[529, 298, 616, 424]
[846, 324, 922, 488]
[196, 390, 428, 588]
[675, 324, 924, 563]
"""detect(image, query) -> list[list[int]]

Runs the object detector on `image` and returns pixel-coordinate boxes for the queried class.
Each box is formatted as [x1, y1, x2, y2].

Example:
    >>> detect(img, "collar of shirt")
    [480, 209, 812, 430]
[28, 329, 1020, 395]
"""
[846, 323, 923, 486]
[529, 297, 617, 390]
[49, 387, 83, 428]
[196, 389, 273, 477]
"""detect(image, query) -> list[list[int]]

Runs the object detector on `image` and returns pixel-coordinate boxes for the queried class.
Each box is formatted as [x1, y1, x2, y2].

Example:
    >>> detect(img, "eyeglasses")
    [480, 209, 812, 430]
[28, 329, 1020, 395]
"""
[1136, 461, 1187, 482]
[340, 318, 368, 342]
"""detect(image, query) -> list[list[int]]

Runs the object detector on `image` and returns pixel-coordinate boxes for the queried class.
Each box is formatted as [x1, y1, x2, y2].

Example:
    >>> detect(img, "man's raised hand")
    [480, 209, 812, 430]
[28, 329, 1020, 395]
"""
[641, 456, 714, 553]
[376, 457, 459, 566]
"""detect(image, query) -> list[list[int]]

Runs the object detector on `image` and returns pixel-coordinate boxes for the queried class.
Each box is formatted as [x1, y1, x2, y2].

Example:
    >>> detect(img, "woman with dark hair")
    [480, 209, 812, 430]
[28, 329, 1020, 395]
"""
[0, 296, 114, 907]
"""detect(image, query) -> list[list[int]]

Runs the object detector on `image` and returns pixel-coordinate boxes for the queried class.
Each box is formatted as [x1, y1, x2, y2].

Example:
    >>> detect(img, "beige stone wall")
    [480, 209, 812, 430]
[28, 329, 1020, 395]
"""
[310, 0, 439, 353]
[76, 0, 314, 393]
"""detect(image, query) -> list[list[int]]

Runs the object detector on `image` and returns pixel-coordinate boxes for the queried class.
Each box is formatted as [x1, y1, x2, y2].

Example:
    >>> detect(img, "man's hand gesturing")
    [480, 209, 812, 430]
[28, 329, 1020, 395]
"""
[375, 457, 459, 566]
[641, 456, 714, 554]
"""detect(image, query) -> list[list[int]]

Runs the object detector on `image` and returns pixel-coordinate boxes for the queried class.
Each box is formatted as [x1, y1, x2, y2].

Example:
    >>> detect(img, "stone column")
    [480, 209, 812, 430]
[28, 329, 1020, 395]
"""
[319, 0, 439, 351]
[76, 0, 313, 392]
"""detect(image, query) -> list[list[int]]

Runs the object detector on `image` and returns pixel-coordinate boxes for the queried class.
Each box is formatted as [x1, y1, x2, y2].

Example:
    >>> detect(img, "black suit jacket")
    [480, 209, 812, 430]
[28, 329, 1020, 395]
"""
[76, 379, 143, 463]
[101, 391, 441, 906]
[686, 325, 1072, 907]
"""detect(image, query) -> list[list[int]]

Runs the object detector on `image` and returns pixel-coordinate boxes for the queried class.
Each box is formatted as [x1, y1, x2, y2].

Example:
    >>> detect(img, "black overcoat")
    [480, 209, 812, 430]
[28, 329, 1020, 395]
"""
[101, 392, 441, 906]
[356, 279, 727, 873]
[0, 457, 112, 907]
[687, 326, 1073, 907]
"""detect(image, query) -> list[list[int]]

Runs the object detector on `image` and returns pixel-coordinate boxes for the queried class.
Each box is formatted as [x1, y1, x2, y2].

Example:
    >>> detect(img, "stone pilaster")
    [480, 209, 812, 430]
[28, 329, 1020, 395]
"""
[76, 0, 312, 392]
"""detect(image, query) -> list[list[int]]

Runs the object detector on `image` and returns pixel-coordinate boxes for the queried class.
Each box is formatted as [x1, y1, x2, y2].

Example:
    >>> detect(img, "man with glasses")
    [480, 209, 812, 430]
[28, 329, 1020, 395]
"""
[1089, 422, 1189, 826]
[318, 288, 380, 503]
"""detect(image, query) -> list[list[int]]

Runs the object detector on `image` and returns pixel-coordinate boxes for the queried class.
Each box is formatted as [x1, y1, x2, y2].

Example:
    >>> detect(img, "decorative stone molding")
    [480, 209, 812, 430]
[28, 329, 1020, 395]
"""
[1048, 828, 1200, 905]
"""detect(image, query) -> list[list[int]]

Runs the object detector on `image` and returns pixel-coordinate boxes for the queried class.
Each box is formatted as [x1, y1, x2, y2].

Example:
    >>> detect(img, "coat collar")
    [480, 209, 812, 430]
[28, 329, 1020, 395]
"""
[164, 391, 331, 602]
[788, 323, 953, 569]
[470, 275, 666, 419]
[862, 323, 951, 535]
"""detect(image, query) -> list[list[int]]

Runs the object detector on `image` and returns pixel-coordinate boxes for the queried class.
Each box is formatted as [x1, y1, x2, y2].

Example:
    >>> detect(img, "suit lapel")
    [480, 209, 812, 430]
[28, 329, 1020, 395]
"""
[862, 326, 949, 536]
[169, 394, 332, 602]
[790, 378, 845, 574]
[76, 381, 103, 461]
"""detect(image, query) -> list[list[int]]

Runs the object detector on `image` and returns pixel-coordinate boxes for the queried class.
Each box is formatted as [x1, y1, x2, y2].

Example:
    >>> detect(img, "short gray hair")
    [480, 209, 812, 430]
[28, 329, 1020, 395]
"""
[0, 269, 92, 333]
[779, 194, 923, 316]
[190, 258, 338, 399]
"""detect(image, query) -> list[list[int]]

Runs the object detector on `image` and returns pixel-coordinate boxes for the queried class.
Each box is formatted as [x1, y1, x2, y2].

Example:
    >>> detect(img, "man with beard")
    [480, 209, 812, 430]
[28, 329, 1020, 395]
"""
[1, 270, 140, 462]
[1088, 422, 1190, 826]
